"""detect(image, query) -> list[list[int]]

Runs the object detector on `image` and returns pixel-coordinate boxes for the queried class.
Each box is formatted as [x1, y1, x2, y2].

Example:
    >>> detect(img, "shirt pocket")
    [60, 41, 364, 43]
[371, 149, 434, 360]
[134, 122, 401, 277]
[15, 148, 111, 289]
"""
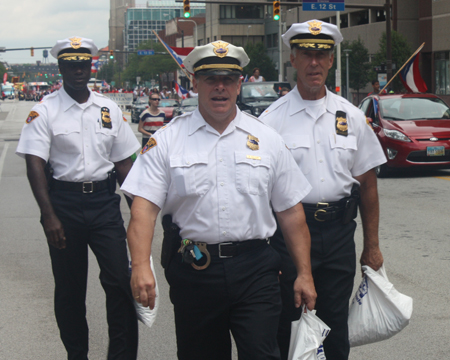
[95, 125, 118, 157]
[169, 152, 210, 197]
[283, 134, 311, 175]
[235, 151, 270, 195]
[52, 121, 81, 154]
[329, 134, 358, 174]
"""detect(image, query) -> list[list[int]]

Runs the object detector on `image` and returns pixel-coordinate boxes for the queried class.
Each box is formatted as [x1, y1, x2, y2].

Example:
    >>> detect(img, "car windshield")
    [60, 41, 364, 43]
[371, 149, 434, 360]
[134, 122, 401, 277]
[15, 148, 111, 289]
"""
[135, 97, 149, 105]
[181, 98, 198, 107]
[159, 99, 179, 107]
[241, 84, 279, 102]
[380, 97, 450, 120]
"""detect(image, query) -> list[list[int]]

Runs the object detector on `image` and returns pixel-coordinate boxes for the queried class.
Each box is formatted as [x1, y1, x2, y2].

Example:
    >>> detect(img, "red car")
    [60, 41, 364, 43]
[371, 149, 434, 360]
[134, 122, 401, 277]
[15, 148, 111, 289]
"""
[359, 93, 450, 177]
[158, 99, 180, 124]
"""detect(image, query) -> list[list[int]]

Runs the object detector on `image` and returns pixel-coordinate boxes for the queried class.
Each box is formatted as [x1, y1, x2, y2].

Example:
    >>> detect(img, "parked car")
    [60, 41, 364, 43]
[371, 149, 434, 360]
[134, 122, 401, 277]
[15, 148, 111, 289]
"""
[237, 81, 291, 117]
[359, 93, 450, 177]
[131, 96, 149, 123]
[159, 99, 180, 124]
[172, 97, 198, 118]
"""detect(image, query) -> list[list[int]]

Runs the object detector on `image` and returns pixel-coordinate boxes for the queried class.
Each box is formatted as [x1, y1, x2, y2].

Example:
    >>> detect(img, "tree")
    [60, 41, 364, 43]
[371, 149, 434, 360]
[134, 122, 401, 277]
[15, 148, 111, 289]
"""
[243, 42, 277, 81]
[0, 62, 7, 82]
[326, 38, 371, 98]
[372, 30, 412, 92]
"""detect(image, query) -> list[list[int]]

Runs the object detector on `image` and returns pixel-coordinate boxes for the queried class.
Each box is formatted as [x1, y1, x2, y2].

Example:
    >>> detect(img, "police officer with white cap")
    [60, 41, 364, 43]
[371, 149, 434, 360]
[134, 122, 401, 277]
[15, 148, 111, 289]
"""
[16, 37, 140, 360]
[259, 21, 387, 360]
[122, 40, 316, 360]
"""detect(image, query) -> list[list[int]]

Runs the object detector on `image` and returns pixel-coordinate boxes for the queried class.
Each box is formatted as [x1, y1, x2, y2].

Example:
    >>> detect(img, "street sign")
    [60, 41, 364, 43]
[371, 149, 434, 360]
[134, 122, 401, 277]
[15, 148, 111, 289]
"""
[137, 50, 155, 56]
[303, 0, 345, 11]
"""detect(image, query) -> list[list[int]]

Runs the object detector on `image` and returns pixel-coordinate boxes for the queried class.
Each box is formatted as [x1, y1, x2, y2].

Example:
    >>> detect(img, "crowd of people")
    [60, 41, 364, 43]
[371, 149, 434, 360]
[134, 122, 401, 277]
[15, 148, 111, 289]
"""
[16, 20, 386, 360]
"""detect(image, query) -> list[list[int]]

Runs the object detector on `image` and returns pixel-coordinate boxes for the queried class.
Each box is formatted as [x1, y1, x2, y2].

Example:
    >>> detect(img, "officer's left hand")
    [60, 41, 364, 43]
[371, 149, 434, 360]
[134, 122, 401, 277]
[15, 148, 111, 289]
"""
[131, 263, 156, 310]
[360, 245, 384, 273]
[293, 273, 317, 311]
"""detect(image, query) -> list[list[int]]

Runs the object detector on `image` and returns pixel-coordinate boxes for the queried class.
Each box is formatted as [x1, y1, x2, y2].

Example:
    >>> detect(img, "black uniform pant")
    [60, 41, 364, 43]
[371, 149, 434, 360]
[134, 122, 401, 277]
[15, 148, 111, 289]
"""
[46, 189, 138, 360]
[164, 243, 282, 360]
[271, 219, 356, 360]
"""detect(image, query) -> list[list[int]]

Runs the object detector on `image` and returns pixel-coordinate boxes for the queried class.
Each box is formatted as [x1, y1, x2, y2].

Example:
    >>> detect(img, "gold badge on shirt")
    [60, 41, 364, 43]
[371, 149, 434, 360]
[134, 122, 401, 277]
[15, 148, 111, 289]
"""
[26, 111, 39, 124]
[247, 135, 259, 151]
[335, 111, 348, 137]
[141, 137, 157, 154]
[101, 107, 112, 129]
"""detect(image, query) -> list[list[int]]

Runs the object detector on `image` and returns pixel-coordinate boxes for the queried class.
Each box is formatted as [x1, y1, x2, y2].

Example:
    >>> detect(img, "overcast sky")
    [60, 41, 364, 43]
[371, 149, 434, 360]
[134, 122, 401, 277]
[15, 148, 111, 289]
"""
[0, 0, 146, 65]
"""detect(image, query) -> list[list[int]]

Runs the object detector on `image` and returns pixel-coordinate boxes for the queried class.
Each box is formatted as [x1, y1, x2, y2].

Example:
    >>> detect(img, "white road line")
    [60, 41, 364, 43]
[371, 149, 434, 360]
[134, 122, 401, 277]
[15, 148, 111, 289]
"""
[0, 142, 10, 183]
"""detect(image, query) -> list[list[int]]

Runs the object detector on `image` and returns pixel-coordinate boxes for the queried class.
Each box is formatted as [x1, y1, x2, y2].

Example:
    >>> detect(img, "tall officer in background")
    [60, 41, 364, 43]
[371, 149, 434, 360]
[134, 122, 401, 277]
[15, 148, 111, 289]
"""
[122, 41, 316, 360]
[259, 21, 387, 360]
[16, 37, 140, 360]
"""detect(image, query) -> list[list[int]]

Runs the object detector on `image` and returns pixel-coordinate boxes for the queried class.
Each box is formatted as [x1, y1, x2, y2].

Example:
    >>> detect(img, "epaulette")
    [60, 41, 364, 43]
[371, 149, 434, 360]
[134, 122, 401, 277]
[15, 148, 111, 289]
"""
[153, 111, 190, 135]
[260, 96, 288, 117]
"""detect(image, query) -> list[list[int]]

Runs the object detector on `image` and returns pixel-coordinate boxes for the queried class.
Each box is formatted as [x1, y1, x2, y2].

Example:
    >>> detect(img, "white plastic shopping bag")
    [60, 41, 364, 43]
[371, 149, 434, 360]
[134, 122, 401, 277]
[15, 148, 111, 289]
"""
[348, 264, 413, 347]
[129, 255, 159, 328]
[288, 306, 331, 360]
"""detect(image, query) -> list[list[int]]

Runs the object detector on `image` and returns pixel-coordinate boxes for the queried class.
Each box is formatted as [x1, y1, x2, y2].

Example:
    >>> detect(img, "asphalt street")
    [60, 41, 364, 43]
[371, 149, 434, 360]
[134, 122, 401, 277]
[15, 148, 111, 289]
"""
[1, 98, 450, 359]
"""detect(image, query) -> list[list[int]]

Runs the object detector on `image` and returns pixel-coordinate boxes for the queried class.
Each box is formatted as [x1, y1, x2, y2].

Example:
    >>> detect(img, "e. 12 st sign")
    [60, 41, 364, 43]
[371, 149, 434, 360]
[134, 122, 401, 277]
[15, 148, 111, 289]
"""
[303, 0, 345, 11]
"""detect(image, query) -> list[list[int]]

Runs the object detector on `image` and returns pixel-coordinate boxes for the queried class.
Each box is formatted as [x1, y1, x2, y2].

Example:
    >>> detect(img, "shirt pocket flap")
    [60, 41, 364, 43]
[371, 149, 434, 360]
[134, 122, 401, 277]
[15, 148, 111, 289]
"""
[329, 134, 358, 150]
[283, 135, 310, 150]
[235, 151, 270, 168]
[170, 152, 209, 168]
[52, 121, 80, 136]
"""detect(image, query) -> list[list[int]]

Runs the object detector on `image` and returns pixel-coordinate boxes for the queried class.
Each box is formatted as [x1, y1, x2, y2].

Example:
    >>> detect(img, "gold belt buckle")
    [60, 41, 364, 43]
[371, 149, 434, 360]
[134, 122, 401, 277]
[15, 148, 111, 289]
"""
[314, 202, 329, 222]
[191, 242, 211, 271]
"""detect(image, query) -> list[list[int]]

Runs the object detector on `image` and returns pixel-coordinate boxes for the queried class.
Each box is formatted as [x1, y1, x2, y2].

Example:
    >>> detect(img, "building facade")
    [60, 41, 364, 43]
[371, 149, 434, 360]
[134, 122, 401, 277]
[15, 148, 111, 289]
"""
[109, 0, 136, 66]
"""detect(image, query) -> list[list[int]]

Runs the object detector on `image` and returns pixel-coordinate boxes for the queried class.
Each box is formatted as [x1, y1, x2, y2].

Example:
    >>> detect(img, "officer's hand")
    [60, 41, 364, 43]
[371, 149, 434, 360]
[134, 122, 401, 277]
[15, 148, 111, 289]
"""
[360, 245, 384, 273]
[42, 214, 66, 249]
[293, 273, 317, 311]
[131, 264, 156, 310]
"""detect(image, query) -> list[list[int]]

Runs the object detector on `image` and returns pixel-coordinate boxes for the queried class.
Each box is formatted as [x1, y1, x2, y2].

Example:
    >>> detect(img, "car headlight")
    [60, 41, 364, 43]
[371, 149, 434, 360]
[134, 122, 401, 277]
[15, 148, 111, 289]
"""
[253, 108, 261, 116]
[383, 129, 411, 142]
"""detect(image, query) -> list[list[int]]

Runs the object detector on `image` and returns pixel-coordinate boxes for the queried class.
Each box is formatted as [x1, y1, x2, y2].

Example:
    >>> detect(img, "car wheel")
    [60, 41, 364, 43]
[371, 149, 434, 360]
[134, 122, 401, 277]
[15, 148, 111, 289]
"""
[375, 164, 390, 178]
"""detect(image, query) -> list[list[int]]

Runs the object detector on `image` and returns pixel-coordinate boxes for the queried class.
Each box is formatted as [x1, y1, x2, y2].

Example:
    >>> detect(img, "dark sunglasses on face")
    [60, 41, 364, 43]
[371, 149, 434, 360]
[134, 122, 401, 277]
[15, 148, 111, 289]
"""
[151, 98, 161, 101]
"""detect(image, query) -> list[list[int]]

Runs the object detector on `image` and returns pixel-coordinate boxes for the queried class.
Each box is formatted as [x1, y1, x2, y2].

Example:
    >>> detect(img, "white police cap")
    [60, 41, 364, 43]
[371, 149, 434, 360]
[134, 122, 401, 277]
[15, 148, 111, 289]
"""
[184, 41, 250, 76]
[282, 20, 343, 50]
[50, 36, 98, 62]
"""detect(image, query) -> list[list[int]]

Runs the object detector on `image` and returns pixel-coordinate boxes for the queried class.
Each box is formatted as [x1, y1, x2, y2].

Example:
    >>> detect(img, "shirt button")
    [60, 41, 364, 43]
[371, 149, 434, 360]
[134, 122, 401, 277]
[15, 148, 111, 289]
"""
[220, 182, 224, 186]
[319, 159, 323, 163]
[292, 143, 296, 147]
[321, 178, 325, 182]
[219, 158, 223, 162]
[317, 140, 321, 144]
[186, 161, 190, 165]
[222, 207, 226, 211]
[222, 231, 227, 235]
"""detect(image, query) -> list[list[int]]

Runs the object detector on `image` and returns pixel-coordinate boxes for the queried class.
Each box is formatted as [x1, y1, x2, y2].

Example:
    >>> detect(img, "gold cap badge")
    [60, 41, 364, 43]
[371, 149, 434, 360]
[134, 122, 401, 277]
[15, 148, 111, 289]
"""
[212, 41, 229, 58]
[69, 37, 82, 49]
[308, 21, 322, 36]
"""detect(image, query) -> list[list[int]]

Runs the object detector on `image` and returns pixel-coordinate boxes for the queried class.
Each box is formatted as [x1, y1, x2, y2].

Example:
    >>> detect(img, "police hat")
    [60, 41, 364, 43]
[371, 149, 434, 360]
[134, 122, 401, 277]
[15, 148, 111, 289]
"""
[184, 41, 250, 76]
[282, 20, 343, 51]
[50, 36, 98, 62]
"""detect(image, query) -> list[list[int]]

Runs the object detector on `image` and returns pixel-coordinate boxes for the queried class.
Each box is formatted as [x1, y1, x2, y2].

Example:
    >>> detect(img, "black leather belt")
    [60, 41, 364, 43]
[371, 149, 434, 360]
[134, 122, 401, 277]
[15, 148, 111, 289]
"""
[303, 201, 347, 223]
[205, 239, 269, 258]
[51, 179, 109, 193]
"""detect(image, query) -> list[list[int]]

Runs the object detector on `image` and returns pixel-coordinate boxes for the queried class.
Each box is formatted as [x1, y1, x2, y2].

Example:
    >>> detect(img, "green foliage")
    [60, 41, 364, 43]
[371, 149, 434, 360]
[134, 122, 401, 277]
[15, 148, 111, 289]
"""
[0, 62, 6, 81]
[326, 38, 371, 96]
[243, 42, 277, 81]
[371, 30, 412, 92]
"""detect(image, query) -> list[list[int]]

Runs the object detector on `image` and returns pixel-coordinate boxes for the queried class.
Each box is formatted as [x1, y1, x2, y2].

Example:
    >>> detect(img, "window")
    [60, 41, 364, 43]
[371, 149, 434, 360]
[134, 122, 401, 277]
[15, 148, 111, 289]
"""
[220, 5, 263, 19]
[435, 52, 449, 95]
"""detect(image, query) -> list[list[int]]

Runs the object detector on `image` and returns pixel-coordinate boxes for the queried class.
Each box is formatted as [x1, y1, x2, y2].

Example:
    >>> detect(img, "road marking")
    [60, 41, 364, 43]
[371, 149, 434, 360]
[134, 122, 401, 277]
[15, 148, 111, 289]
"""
[434, 176, 450, 181]
[0, 142, 10, 183]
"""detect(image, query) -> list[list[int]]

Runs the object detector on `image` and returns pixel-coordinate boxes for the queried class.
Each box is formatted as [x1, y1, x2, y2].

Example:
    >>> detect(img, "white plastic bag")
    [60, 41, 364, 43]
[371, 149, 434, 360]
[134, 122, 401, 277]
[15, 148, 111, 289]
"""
[129, 255, 159, 328]
[288, 306, 331, 360]
[348, 264, 413, 347]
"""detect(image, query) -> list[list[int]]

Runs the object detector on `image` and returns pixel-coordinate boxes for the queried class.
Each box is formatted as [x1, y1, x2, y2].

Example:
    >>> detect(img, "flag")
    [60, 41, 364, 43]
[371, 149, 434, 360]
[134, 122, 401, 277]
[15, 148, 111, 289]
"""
[91, 56, 99, 73]
[399, 53, 427, 93]
[159, 38, 193, 68]
[244, 74, 248, 82]
[175, 82, 189, 100]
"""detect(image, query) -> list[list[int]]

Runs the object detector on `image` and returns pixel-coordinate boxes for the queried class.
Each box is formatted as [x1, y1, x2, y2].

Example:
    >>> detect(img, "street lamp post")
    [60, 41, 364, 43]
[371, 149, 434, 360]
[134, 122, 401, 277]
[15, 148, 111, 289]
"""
[179, 19, 198, 47]
[344, 49, 352, 101]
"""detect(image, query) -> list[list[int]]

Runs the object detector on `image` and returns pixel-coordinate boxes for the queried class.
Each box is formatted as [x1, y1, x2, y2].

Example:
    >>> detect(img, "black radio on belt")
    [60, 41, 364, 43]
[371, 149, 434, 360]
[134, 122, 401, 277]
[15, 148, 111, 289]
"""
[161, 215, 181, 269]
[107, 169, 117, 194]
[341, 184, 360, 224]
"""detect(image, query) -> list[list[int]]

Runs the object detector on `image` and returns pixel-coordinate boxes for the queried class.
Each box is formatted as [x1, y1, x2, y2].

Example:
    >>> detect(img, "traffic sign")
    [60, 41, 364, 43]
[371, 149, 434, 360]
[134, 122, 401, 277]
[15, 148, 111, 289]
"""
[303, 0, 345, 11]
[137, 50, 155, 56]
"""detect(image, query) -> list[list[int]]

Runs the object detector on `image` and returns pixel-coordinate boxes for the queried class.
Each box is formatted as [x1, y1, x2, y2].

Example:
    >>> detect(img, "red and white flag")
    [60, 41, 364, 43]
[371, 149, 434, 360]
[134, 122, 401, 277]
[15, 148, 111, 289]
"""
[91, 56, 99, 73]
[399, 53, 427, 93]
[175, 82, 189, 100]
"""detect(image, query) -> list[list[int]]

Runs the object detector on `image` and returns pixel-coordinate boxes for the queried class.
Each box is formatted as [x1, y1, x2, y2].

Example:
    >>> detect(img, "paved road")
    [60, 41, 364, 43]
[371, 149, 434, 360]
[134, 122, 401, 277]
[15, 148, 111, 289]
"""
[1, 98, 450, 359]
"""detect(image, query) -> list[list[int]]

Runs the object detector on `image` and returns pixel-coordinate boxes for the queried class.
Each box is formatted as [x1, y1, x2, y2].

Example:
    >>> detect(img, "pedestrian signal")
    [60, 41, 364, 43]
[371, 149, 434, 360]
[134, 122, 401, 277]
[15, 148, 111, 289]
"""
[183, 0, 191, 18]
[109, 50, 114, 59]
[273, 1, 280, 21]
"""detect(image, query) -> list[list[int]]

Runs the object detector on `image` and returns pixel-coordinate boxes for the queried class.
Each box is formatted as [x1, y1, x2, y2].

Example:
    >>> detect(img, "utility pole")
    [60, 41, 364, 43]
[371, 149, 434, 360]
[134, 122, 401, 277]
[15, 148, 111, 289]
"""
[385, 0, 392, 82]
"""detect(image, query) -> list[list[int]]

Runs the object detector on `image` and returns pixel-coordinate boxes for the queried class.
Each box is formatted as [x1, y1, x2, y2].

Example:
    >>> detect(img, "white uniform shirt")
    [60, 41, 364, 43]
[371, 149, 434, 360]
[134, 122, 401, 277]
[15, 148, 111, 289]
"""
[121, 107, 312, 244]
[259, 86, 386, 204]
[16, 87, 140, 182]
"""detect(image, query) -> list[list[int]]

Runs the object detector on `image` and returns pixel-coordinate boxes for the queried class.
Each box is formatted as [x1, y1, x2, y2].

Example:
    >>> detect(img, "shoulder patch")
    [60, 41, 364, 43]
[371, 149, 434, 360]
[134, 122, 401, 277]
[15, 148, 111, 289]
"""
[26, 111, 40, 124]
[140, 137, 157, 154]
[123, 116, 128, 122]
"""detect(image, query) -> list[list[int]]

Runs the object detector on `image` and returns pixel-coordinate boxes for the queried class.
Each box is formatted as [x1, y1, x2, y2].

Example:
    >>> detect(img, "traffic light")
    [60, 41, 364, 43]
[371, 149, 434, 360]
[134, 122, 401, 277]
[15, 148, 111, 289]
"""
[273, 1, 280, 21]
[109, 50, 114, 59]
[183, 0, 191, 18]
[31, 47, 34, 57]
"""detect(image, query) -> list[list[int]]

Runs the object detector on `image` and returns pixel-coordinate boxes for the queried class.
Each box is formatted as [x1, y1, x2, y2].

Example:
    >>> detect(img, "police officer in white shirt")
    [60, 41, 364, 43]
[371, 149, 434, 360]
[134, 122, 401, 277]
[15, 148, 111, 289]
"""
[16, 37, 140, 360]
[259, 21, 387, 360]
[122, 41, 316, 360]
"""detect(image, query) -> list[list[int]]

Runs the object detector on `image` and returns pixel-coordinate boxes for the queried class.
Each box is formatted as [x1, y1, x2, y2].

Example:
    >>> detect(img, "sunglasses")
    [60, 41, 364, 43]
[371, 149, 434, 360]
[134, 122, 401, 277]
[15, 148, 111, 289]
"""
[151, 98, 161, 101]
